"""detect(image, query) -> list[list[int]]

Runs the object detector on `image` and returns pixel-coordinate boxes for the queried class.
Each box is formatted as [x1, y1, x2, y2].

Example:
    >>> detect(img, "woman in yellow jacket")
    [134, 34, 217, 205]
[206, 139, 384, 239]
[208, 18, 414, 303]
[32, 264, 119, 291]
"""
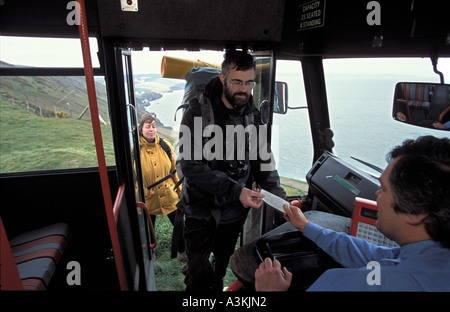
[139, 113, 184, 258]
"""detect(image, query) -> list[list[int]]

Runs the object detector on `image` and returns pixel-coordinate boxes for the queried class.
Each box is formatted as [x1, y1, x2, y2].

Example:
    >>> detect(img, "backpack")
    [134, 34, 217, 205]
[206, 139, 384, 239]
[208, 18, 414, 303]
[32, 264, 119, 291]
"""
[174, 66, 255, 145]
[172, 67, 221, 191]
[173, 66, 258, 191]
[148, 68, 225, 191]
[174, 67, 221, 129]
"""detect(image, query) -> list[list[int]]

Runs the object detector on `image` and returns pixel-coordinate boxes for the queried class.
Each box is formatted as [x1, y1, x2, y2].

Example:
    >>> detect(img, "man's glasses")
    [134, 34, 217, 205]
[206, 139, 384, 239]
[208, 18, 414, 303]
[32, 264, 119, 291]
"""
[227, 78, 256, 89]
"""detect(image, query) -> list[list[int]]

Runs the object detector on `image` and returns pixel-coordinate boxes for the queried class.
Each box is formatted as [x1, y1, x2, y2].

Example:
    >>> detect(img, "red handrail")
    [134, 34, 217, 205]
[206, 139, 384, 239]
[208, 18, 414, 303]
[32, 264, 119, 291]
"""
[113, 184, 126, 223]
[76, 0, 127, 291]
[0, 217, 24, 290]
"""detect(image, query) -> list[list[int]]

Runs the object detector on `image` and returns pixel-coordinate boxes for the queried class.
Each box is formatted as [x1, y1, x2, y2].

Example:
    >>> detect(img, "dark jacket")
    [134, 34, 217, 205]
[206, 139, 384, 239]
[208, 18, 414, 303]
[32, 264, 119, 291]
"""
[177, 77, 286, 225]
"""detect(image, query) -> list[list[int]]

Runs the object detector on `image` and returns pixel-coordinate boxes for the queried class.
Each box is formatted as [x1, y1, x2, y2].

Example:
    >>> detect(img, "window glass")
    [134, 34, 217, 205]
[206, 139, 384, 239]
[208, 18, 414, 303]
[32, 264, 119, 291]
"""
[0, 36, 100, 68]
[323, 58, 450, 176]
[0, 37, 114, 173]
[273, 60, 311, 196]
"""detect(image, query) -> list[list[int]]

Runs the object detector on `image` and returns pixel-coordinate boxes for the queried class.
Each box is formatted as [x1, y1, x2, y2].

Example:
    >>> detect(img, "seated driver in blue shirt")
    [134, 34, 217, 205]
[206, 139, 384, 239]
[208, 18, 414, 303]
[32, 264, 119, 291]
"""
[255, 135, 450, 291]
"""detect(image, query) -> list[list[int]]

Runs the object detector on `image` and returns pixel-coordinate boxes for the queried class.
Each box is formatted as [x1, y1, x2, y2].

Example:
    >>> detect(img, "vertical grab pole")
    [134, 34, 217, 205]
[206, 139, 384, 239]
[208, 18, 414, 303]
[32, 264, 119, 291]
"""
[76, 0, 127, 290]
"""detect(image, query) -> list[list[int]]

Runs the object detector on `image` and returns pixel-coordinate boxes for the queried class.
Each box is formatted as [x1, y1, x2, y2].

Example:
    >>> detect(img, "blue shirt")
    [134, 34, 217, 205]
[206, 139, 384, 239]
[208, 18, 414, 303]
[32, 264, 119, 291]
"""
[302, 222, 450, 291]
[444, 120, 450, 128]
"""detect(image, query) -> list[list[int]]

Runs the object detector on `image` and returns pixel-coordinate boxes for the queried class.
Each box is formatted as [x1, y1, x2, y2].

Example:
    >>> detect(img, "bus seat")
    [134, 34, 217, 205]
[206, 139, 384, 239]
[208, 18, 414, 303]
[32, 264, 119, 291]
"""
[8, 222, 71, 290]
[397, 83, 431, 121]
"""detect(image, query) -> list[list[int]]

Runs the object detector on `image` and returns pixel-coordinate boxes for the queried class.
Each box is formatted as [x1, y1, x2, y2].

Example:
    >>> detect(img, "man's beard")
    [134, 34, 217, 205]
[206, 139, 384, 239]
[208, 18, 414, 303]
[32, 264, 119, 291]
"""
[223, 82, 250, 109]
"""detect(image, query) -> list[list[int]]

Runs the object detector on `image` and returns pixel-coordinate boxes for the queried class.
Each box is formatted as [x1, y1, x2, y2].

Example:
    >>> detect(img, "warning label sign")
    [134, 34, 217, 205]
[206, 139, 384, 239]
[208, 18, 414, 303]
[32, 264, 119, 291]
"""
[298, 0, 326, 31]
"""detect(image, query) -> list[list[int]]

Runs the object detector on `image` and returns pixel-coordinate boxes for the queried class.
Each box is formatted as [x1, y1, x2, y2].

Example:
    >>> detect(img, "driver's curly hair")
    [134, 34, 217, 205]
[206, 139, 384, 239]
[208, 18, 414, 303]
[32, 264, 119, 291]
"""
[386, 136, 450, 248]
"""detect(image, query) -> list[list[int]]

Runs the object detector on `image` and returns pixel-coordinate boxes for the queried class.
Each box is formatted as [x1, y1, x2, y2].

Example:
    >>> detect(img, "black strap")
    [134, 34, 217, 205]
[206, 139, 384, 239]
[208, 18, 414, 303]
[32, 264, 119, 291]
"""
[173, 175, 183, 191]
[146, 169, 177, 190]
[159, 138, 172, 160]
[146, 138, 175, 190]
[174, 103, 189, 121]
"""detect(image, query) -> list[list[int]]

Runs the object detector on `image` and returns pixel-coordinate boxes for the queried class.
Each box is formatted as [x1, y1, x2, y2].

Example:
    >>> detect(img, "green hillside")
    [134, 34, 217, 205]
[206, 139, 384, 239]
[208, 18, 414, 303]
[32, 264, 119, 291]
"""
[0, 74, 110, 122]
[0, 99, 115, 173]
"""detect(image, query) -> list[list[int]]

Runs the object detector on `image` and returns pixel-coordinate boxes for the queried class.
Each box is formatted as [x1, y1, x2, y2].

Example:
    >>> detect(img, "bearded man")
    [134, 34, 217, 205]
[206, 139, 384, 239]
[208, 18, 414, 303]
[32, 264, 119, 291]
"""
[178, 49, 286, 291]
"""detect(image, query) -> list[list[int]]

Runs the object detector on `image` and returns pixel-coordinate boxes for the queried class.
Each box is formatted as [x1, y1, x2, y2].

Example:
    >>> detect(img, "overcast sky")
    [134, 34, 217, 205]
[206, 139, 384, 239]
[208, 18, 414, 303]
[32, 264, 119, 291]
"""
[1, 36, 449, 80]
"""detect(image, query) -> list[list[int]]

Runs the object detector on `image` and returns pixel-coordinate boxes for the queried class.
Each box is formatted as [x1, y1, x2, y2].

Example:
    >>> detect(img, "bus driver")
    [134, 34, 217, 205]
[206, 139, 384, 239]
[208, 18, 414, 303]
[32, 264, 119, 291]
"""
[255, 136, 450, 292]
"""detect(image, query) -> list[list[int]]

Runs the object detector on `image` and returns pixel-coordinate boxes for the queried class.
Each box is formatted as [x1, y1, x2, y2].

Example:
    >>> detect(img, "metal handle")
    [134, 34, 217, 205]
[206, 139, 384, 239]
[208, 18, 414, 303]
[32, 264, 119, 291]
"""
[127, 103, 137, 133]
[137, 202, 157, 249]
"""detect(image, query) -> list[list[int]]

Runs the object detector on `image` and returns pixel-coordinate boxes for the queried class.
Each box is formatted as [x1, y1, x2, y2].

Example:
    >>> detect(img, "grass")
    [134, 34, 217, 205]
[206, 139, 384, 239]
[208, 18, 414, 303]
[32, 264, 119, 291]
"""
[153, 215, 237, 291]
[152, 215, 187, 291]
[0, 75, 110, 120]
[280, 176, 308, 196]
[0, 100, 115, 173]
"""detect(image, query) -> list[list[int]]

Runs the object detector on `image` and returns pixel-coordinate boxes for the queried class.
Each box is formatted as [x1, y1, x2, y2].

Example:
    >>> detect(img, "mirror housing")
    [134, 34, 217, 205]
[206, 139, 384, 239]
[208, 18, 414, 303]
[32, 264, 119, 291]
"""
[260, 81, 288, 124]
[392, 82, 450, 130]
[273, 81, 288, 114]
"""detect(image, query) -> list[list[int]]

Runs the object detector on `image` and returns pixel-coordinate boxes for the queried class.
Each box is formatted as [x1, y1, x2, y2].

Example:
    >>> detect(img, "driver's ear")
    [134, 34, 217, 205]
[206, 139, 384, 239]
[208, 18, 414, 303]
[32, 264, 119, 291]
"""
[405, 213, 428, 226]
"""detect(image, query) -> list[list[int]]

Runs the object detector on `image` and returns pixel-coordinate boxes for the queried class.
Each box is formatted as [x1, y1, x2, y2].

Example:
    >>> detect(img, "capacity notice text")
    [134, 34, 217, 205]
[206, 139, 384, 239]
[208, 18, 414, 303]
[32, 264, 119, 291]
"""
[298, 0, 326, 31]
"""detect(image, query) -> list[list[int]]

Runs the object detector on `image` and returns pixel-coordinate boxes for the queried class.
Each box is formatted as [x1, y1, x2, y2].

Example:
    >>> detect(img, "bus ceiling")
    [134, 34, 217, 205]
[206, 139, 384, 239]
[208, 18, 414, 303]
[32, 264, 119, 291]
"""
[0, 0, 449, 59]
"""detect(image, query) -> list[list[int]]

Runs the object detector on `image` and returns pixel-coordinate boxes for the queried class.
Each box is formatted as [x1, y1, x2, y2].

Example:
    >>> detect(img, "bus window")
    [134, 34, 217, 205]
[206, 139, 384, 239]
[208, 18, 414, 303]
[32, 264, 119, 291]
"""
[0, 36, 114, 173]
[0, 36, 100, 68]
[323, 58, 450, 176]
[274, 60, 311, 197]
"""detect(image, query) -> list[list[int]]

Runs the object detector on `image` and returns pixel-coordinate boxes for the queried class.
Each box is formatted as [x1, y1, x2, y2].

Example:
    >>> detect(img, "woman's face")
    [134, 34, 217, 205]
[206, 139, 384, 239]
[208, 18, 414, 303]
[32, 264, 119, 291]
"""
[142, 120, 157, 141]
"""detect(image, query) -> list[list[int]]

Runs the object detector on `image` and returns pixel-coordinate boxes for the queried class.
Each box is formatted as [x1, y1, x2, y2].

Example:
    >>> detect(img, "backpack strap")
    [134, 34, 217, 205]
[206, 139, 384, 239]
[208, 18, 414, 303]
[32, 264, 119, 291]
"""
[244, 112, 254, 127]
[146, 169, 177, 190]
[199, 92, 214, 134]
[174, 84, 213, 128]
[159, 138, 172, 160]
[174, 103, 189, 121]
[146, 138, 176, 190]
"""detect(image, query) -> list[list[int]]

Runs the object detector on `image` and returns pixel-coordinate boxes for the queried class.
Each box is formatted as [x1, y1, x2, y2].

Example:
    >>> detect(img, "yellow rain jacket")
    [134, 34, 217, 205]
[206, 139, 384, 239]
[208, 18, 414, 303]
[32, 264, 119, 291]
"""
[140, 135, 181, 216]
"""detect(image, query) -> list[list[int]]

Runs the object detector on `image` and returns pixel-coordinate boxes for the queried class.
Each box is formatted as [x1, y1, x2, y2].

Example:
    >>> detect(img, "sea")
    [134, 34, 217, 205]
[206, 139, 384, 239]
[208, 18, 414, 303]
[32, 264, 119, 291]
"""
[144, 73, 449, 182]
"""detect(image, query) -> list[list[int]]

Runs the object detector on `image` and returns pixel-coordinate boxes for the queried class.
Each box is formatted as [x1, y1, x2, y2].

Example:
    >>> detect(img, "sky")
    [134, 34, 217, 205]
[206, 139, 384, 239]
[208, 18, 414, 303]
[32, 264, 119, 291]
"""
[1, 36, 450, 79]
[0, 36, 101, 68]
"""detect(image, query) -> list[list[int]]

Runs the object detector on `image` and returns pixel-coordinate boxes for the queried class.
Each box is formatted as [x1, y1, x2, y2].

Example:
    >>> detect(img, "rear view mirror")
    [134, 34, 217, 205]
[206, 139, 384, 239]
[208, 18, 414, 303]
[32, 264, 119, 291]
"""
[392, 82, 450, 130]
[259, 82, 288, 124]
[273, 81, 288, 114]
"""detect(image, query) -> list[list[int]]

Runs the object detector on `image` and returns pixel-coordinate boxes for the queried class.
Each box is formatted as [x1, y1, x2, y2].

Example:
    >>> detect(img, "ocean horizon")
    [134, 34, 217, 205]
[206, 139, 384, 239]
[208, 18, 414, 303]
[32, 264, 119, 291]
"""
[142, 73, 449, 182]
